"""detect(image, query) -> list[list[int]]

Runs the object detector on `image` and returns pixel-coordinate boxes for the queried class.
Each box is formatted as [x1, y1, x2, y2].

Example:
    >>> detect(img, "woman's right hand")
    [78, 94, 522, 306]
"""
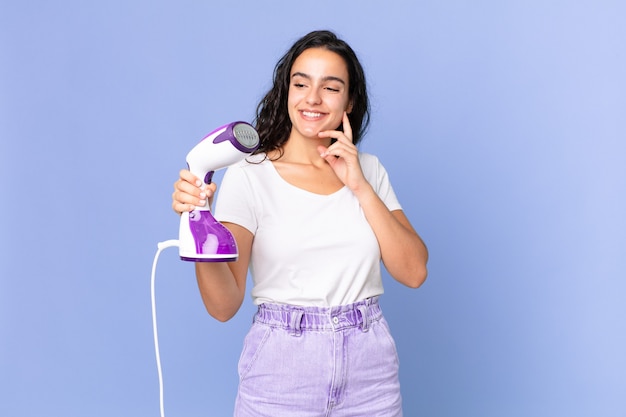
[171, 169, 217, 215]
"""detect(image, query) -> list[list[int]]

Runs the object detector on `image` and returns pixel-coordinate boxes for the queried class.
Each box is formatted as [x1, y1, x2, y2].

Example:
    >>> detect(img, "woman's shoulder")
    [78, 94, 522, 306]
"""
[223, 153, 271, 183]
[358, 152, 395, 188]
[358, 152, 384, 172]
[358, 152, 378, 163]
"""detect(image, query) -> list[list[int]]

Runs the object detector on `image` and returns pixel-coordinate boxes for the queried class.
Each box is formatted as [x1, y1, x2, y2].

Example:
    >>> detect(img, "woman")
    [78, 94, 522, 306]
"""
[172, 30, 428, 417]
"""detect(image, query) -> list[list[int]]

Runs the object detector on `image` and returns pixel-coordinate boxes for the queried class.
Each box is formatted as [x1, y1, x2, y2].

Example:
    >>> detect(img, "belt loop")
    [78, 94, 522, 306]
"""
[253, 305, 263, 324]
[357, 305, 369, 332]
[290, 309, 304, 337]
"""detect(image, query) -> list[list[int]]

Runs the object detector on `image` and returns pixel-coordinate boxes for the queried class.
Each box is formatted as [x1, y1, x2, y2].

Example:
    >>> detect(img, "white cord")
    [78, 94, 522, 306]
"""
[151, 239, 180, 417]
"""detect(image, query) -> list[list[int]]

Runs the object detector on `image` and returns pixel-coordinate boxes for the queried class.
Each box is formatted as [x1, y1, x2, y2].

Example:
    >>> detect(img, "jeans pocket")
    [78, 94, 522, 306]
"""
[238, 323, 272, 381]
[376, 317, 401, 367]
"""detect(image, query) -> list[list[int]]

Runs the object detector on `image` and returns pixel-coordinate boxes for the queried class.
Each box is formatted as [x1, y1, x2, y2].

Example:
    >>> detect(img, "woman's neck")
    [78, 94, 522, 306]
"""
[271, 132, 331, 165]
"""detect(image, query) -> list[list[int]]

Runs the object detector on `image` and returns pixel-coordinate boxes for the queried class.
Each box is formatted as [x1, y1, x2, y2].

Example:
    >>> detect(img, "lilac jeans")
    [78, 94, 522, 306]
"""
[234, 297, 403, 417]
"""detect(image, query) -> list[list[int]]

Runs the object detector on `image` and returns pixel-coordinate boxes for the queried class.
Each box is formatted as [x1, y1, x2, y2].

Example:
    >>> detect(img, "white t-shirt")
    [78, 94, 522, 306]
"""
[214, 152, 402, 307]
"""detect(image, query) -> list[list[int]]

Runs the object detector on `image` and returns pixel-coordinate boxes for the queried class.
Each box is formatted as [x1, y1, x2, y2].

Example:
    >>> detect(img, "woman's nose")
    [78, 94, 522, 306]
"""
[305, 87, 321, 105]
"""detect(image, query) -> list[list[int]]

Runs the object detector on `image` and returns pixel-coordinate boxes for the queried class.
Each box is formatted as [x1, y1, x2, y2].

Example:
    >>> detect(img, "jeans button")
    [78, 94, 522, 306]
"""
[332, 316, 339, 324]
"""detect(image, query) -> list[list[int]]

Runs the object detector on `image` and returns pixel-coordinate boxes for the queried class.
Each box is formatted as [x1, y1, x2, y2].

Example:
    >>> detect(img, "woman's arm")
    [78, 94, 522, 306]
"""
[194, 223, 252, 321]
[353, 185, 428, 288]
[318, 114, 428, 288]
[173, 170, 252, 321]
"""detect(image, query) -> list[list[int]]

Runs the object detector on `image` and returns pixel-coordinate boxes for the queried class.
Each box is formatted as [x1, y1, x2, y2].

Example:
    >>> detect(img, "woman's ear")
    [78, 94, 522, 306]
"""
[346, 100, 353, 114]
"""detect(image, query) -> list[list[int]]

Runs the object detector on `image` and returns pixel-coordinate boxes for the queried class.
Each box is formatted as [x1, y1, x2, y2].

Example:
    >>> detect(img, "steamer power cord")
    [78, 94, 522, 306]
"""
[151, 239, 180, 417]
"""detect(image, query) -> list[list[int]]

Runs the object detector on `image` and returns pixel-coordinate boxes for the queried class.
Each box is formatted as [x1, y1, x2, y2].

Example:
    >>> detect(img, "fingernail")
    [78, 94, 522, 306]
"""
[198, 199, 206, 206]
[200, 192, 207, 199]
[195, 179, 202, 187]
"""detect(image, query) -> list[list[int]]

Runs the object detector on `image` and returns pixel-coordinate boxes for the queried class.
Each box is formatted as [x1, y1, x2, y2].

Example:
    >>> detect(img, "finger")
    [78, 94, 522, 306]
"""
[172, 178, 213, 212]
[329, 135, 358, 156]
[176, 170, 217, 196]
[179, 169, 203, 187]
[174, 177, 201, 197]
[172, 200, 195, 215]
[172, 187, 196, 213]
[318, 116, 355, 147]
[342, 111, 353, 143]
[172, 188, 205, 212]
[204, 182, 217, 194]
[318, 131, 352, 150]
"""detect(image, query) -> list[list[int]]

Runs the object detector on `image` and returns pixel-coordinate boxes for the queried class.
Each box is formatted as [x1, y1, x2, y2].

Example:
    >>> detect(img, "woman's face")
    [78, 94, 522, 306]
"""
[287, 47, 352, 142]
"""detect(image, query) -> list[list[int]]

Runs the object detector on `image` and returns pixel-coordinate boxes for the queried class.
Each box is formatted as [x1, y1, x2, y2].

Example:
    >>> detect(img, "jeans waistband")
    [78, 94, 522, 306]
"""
[254, 296, 382, 335]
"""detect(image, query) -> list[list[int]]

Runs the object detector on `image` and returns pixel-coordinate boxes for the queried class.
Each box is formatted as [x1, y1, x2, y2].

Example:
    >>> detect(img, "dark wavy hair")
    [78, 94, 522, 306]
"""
[254, 30, 370, 156]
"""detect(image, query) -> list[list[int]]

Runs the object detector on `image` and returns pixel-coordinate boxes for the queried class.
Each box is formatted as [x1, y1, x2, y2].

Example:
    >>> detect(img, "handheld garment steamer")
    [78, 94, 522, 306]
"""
[179, 121, 260, 262]
[150, 121, 259, 417]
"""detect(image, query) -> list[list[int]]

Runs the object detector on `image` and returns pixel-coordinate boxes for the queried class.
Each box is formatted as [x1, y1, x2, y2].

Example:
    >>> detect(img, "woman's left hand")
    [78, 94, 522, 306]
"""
[317, 112, 368, 193]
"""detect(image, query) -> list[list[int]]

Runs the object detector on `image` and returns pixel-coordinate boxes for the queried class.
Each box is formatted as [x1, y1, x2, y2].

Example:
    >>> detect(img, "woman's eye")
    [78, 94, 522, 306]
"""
[325, 86, 340, 93]
[294, 83, 306, 88]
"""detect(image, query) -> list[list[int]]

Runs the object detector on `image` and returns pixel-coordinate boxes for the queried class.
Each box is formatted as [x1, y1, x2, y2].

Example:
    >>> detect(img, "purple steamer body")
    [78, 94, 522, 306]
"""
[181, 210, 238, 262]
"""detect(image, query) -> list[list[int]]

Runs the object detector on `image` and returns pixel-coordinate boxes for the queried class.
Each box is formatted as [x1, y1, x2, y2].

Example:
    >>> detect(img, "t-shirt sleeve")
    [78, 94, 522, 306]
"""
[361, 153, 403, 212]
[213, 163, 258, 235]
